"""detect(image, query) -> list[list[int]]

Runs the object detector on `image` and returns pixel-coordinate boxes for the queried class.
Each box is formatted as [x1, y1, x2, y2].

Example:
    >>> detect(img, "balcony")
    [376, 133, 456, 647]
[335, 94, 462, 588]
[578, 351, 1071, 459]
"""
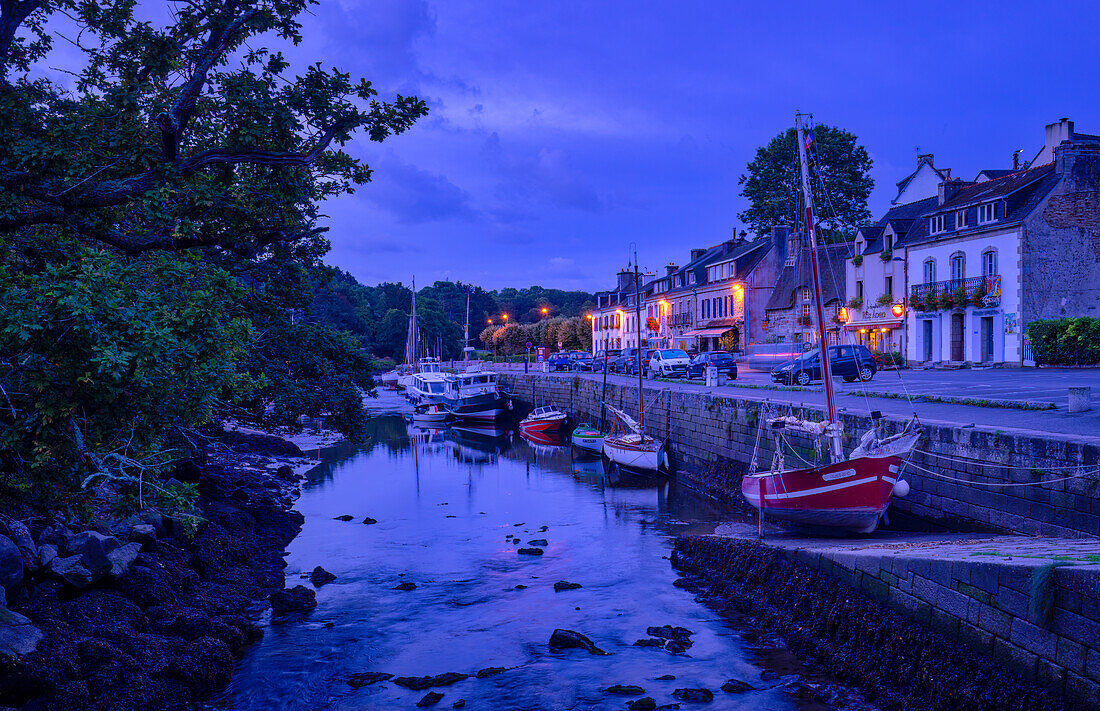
[910, 275, 1001, 309]
[668, 312, 693, 328]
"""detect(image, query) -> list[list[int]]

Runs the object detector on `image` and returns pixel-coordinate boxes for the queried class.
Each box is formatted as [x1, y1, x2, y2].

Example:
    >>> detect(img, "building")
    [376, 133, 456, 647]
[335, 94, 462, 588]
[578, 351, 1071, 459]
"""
[591, 268, 654, 352]
[763, 234, 849, 345]
[905, 121, 1100, 366]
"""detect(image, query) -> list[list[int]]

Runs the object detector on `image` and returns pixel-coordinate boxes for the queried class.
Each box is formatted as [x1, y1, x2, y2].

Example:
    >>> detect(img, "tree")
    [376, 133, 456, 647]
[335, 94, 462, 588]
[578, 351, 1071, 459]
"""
[738, 124, 873, 237]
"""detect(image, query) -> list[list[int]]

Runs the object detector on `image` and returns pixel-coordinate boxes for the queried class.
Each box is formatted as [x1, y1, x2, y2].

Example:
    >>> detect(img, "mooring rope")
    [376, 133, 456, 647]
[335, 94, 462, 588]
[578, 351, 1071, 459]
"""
[915, 449, 1099, 472]
[905, 460, 1100, 488]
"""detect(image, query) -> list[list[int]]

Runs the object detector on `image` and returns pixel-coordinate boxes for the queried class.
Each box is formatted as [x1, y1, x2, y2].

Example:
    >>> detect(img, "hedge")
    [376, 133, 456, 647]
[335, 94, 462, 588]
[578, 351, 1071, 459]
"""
[1026, 317, 1100, 365]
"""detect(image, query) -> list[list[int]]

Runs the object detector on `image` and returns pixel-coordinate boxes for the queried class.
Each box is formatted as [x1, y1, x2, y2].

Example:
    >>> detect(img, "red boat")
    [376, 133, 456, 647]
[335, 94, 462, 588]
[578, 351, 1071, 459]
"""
[739, 114, 920, 535]
[519, 406, 568, 436]
[519, 427, 567, 449]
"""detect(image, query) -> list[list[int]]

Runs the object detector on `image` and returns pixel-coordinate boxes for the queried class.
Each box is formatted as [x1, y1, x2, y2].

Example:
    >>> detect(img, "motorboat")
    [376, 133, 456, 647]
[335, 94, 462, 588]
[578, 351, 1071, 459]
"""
[519, 406, 568, 436]
[442, 368, 510, 421]
[405, 365, 448, 407]
[570, 423, 604, 454]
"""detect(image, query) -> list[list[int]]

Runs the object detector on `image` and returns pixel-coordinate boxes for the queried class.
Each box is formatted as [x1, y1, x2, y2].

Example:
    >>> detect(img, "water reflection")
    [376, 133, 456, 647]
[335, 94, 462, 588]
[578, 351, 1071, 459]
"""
[217, 393, 843, 711]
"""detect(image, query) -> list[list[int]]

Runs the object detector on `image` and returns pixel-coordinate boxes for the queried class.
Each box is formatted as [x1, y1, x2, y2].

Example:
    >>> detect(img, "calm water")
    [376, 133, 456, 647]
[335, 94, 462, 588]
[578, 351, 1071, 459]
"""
[217, 392, 846, 710]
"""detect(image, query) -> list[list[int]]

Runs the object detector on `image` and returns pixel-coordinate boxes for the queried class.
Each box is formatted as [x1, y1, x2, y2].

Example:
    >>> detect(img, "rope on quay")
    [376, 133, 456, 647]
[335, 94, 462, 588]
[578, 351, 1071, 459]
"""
[915, 449, 1100, 472]
[905, 461, 1100, 488]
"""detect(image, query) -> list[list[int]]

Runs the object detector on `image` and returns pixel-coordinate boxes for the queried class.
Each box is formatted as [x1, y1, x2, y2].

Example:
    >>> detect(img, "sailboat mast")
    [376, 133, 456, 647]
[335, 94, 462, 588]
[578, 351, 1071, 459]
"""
[796, 113, 842, 459]
[405, 275, 418, 367]
[463, 292, 470, 368]
[633, 254, 645, 435]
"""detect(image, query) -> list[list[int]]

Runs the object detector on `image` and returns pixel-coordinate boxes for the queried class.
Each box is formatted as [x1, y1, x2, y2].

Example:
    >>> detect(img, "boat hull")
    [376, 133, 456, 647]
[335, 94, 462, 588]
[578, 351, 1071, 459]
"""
[570, 425, 604, 454]
[519, 415, 567, 434]
[445, 391, 509, 422]
[741, 455, 901, 534]
[604, 436, 662, 472]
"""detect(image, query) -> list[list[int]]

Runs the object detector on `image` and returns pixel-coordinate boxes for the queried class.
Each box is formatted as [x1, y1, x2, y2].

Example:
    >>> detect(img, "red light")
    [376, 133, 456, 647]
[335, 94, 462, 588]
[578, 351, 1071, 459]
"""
[891, 303, 905, 318]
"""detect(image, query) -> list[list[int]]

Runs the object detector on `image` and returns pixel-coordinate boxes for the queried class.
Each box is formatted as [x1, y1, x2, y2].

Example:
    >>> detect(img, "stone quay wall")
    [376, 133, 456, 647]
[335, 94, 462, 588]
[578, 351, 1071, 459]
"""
[501, 372, 1100, 538]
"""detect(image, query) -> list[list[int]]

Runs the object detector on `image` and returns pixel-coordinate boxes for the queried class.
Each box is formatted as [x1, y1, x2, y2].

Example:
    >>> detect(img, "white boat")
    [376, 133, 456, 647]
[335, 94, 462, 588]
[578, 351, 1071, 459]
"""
[519, 405, 568, 434]
[403, 359, 446, 403]
[603, 405, 665, 473]
[442, 368, 510, 421]
[570, 423, 605, 454]
[411, 403, 450, 422]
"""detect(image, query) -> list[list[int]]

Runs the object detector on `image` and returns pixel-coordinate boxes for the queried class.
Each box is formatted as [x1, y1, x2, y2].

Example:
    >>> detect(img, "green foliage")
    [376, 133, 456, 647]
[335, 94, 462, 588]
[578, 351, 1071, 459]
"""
[738, 124, 873, 236]
[1026, 317, 1100, 366]
[879, 249, 892, 263]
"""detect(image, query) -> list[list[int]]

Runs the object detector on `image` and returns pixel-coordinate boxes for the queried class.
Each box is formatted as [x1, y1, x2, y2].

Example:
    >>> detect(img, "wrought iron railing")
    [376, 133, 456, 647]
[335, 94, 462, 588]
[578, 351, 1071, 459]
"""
[668, 312, 693, 328]
[910, 274, 1001, 307]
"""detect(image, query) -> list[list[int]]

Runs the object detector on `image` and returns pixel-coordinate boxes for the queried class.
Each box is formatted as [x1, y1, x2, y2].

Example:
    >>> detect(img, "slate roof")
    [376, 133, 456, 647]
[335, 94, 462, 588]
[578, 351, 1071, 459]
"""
[892, 159, 950, 204]
[765, 240, 850, 311]
[934, 163, 1054, 212]
[857, 196, 939, 254]
[976, 169, 1013, 181]
[658, 237, 772, 296]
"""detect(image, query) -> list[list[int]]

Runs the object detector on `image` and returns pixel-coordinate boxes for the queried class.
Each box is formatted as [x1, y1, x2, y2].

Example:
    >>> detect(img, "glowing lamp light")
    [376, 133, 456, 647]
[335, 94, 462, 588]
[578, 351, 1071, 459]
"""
[585, 314, 592, 320]
[859, 328, 868, 333]
[541, 307, 548, 314]
[502, 314, 509, 321]
[891, 303, 905, 318]
[488, 319, 493, 325]
[659, 299, 669, 307]
[838, 307, 849, 324]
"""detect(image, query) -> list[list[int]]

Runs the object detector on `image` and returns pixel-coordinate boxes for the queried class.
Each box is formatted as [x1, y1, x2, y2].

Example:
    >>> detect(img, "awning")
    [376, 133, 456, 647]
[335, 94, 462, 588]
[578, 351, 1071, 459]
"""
[844, 320, 903, 331]
[682, 327, 735, 337]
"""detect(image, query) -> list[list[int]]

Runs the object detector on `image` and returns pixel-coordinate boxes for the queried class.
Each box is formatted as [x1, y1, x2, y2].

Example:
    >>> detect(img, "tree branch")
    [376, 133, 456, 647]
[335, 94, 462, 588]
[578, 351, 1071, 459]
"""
[182, 119, 351, 173]
[0, 0, 41, 74]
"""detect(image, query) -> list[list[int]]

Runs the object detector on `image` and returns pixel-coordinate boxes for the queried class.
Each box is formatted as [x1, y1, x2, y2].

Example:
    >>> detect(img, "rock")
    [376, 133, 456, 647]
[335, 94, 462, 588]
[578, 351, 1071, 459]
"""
[347, 671, 393, 688]
[671, 626, 694, 639]
[721, 679, 754, 694]
[393, 672, 469, 690]
[604, 684, 644, 695]
[37, 543, 58, 569]
[452, 700, 466, 709]
[513, 584, 527, 590]
[269, 585, 316, 614]
[548, 628, 611, 655]
[671, 688, 713, 703]
[628, 698, 657, 711]
[554, 581, 582, 592]
[655, 674, 676, 680]
[0, 536, 23, 593]
[140, 510, 167, 537]
[70, 530, 122, 574]
[656, 705, 681, 710]
[759, 670, 779, 681]
[393, 582, 417, 591]
[0, 604, 43, 657]
[417, 691, 444, 707]
[129, 524, 157, 549]
[309, 566, 337, 586]
[527, 539, 549, 546]
[333, 515, 354, 521]
[476, 666, 506, 678]
[0, 519, 38, 573]
[538, 525, 549, 531]
[49, 555, 94, 589]
[276, 464, 296, 481]
[106, 542, 141, 579]
[647, 625, 675, 639]
[362, 517, 378, 525]
[672, 577, 690, 589]
[633, 638, 664, 647]
[664, 639, 687, 654]
[517, 548, 543, 556]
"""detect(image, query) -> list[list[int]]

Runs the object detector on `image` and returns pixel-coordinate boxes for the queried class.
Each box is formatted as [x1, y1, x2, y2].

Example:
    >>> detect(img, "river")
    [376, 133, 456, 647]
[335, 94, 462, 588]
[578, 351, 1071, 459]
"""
[215, 392, 864, 710]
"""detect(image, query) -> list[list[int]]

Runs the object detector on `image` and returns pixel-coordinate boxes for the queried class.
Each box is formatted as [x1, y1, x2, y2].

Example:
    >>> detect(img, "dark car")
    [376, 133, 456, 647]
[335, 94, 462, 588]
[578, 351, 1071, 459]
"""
[771, 344, 877, 386]
[624, 349, 657, 375]
[568, 351, 594, 371]
[611, 347, 641, 373]
[547, 353, 572, 372]
[594, 349, 621, 372]
[687, 351, 738, 380]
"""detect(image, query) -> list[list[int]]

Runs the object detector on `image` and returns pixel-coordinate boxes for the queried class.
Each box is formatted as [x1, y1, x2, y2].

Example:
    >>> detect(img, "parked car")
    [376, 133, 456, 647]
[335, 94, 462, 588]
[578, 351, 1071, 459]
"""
[611, 347, 641, 373]
[743, 342, 811, 371]
[594, 349, 621, 371]
[625, 349, 657, 375]
[547, 353, 572, 372]
[568, 351, 593, 371]
[687, 351, 738, 380]
[770, 344, 877, 386]
[648, 349, 691, 379]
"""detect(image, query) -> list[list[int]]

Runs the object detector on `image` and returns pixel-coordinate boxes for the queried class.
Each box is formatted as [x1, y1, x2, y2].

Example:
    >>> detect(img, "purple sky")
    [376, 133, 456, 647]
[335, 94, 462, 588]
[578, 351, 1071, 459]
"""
[289, 1, 1096, 291]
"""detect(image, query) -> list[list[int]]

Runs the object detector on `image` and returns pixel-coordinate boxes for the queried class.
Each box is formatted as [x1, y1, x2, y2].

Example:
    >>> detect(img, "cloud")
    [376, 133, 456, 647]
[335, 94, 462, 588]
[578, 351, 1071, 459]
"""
[362, 154, 477, 224]
[482, 135, 609, 214]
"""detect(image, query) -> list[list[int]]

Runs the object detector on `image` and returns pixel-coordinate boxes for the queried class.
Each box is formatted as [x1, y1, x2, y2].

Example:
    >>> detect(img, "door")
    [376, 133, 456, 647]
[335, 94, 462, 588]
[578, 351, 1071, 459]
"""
[981, 316, 994, 363]
[922, 320, 933, 362]
[950, 313, 965, 362]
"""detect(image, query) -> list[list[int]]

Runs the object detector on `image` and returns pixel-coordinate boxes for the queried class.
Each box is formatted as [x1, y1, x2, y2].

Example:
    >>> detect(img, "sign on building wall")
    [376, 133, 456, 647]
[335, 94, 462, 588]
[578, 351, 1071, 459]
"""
[1004, 312, 1017, 334]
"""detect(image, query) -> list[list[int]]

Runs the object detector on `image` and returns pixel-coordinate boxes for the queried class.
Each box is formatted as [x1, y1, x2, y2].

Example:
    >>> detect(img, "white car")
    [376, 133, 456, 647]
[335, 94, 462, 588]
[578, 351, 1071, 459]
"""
[648, 348, 691, 379]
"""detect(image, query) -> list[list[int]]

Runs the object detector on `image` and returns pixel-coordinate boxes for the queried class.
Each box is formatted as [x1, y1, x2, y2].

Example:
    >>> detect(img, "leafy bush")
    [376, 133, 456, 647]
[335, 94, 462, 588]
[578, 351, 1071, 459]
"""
[852, 254, 864, 267]
[879, 249, 893, 263]
[1026, 318, 1100, 365]
[876, 293, 894, 306]
[847, 297, 863, 309]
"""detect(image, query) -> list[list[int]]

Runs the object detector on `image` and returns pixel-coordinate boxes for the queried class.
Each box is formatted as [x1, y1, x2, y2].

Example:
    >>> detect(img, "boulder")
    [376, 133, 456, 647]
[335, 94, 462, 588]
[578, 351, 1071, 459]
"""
[0, 604, 43, 657]
[276, 464, 296, 481]
[393, 672, 469, 690]
[655, 674, 676, 680]
[140, 510, 167, 537]
[628, 699, 657, 711]
[106, 542, 141, 580]
[475, 666, 506, 678]
[417, 691, 444, 707]
[333, 515, 354, 522]
[721, 679, 754, 694]
[548, 628, 611, 655]
[664, 639, 687, 654]
[37, 543, 58, 569]
[361, 517, 378, 525]
[452, 700, 466, 709]
[49, 555, 95, 589]
[527, 539, 549, 546]
[347, 671, 393, 688]
[553, 581, 582, 592]
[129, 524, 157, 549]
[393, 581, 417, 591]
[0, 520, 38, 573]
[633, 638, 663, 647]
[672, 688, 713, 703]
[70, 530, 122, 574]
[309, 566, 337, 586]
[269, 585, 316, 614]
[0, 536, 22, 594]
[604, 684, 644, 695]
[517, 548, 543, 556]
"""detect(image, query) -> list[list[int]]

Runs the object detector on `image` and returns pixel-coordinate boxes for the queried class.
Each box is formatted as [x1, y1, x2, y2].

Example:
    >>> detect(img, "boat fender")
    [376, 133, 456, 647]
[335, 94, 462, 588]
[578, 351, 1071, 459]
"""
[507, 399, 514, 410]
[892, 478, 910, 498]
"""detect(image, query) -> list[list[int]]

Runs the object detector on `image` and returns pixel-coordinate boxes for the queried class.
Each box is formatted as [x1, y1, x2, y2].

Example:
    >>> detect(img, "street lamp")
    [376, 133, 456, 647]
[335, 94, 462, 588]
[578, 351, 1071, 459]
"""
[541, 307, 548, 316]
[502, 314, 509, 322]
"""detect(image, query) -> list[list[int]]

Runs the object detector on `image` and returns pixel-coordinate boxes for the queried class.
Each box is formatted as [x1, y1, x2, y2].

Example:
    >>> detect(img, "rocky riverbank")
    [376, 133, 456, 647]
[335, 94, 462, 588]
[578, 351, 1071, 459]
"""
[0, 430, 321, 710]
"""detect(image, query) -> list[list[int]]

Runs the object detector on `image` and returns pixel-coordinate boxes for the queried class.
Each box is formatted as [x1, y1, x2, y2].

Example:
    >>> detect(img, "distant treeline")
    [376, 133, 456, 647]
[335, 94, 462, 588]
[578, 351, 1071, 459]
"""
[309, 270, 595, 360]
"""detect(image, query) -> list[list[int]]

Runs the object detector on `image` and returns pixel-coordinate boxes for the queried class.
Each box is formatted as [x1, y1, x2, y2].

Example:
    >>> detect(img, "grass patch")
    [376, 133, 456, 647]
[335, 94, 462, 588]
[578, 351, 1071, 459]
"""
[848, 390, 1057, 411]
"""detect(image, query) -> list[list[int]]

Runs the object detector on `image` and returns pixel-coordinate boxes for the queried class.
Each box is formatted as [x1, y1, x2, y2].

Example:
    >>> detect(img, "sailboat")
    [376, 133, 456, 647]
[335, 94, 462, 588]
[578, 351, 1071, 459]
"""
[442, 289, 511, 421]
[740, 114, 920, 534]
[603, 254, 666, 474]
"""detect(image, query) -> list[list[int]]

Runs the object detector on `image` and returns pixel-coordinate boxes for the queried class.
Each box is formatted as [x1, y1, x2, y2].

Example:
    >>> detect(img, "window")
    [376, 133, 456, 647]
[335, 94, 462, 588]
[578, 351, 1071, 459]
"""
[957, 209, 969, 228]
[856, 280, 864, 300]
[930, 214, 946, 233]
[923, 259, 935, 284]
[981, 249, 997, 276]
[885, 276, 893, 297]
[688, 272, 696, 284]
[885, 233, 894, 251]
[950, 253, 965, 282]
[978, 203, 997, 223]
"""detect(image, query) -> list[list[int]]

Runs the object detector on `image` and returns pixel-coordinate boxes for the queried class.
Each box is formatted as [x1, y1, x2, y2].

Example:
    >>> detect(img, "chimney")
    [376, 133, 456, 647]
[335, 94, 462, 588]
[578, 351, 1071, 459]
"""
[1044, 118, 1074, 162]
[917, 153, 934, 166]
[616, 270, 633, 292]
[1055, 142, 1100, 191]
[722, 239, 737, 254]
[690, 248, 706, 261]
[772, 224, 789, 278]
[665, 263, 678, 276]
[941, 168, 951, 179]
[938, 178, 972, 206]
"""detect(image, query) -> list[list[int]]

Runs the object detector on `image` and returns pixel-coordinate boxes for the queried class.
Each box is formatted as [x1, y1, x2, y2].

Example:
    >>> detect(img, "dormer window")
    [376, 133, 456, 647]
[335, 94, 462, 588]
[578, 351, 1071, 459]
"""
[978, 203, 997, 223]
[930, 214, 946, 234]
[957, 209, 969, 228]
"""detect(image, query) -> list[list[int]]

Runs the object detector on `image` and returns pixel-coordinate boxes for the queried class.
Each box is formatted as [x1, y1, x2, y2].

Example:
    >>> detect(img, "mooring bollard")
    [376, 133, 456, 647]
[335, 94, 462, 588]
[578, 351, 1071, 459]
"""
[1069, 386, 1092, 413]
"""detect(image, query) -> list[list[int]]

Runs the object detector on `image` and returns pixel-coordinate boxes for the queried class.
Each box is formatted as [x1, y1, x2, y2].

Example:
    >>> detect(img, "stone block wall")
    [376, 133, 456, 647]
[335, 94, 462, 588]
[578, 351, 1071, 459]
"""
[502, 373, 1100, 538]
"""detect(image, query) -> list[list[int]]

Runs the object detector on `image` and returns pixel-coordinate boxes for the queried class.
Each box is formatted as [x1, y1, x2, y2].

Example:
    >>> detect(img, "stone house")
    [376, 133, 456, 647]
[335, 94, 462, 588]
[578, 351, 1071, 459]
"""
[763, 234, 849, 345]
